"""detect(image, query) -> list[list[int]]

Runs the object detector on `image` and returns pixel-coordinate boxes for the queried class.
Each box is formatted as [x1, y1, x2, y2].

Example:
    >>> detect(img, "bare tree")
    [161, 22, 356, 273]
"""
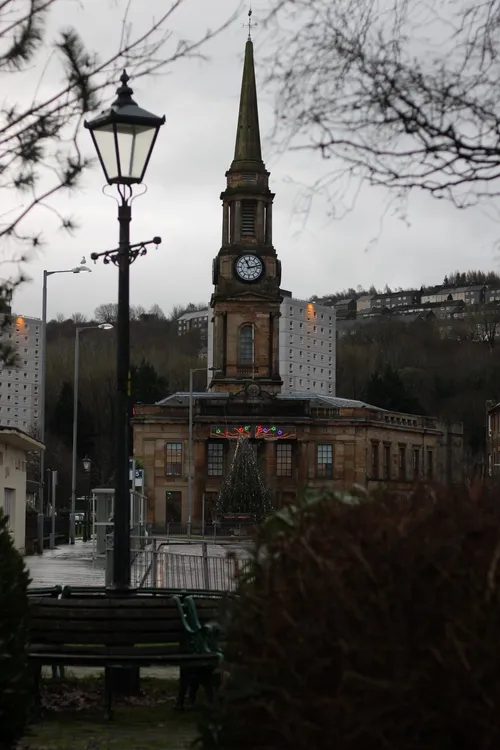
[266, 0, 500, 211]
[94, 302, 118, 323]
[71, 312, 87, 324]
[463, 303, 500, 351]
[0, 0, 239, 252]
[0, 0, 239, 365]
[130, 305, 146, 321]
[149, 303, 165, 319]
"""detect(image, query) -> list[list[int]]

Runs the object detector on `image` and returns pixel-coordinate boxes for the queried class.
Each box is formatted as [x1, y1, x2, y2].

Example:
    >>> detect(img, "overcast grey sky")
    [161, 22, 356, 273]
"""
[8, 0, 500, 321]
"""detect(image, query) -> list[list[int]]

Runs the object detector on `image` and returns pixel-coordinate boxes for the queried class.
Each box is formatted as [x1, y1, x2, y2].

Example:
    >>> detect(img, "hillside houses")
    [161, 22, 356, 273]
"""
[313, 282, 500, 337]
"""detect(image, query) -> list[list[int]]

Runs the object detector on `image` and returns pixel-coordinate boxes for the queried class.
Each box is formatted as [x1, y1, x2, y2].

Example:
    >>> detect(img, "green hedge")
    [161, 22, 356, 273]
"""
[200, 485, 500, 750]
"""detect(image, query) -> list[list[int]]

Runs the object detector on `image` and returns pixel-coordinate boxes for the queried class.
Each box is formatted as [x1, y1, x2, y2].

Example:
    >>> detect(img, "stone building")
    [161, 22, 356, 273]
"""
[132, 36, 464, 527]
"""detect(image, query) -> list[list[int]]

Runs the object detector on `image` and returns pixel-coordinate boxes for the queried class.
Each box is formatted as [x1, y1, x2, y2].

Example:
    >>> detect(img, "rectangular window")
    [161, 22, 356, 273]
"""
[207, 442, 224, 476]
[317, 444, 333, 478]
[399, 445, 406, 480]
[165, 442, 182, 476]
[276, 444, 292, 477]
[413, 448, 420, 480]
[371, 443, 379, 479]
[427, 448, 434, 479]
[383, 445, 391, 480]
[241, 200, 256, 235]
[239, 325, 254, 364]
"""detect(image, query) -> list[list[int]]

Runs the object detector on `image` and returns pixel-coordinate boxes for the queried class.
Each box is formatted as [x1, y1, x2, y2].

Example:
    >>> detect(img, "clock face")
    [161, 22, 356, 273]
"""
[235, 254, 263, 282]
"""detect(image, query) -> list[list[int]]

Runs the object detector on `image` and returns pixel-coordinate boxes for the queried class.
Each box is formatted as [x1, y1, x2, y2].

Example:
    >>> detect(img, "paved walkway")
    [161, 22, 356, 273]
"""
[25, 538, 252, 589]
[26, 540, 106, 588]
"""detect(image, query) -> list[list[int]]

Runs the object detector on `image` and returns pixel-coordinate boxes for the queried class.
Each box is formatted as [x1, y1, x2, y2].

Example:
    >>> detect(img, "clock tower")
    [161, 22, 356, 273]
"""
[209, 37, 282, 394]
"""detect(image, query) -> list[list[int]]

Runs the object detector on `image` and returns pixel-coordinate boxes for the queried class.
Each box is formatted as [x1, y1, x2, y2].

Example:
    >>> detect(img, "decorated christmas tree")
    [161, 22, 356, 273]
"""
[215, 436, 274, 521]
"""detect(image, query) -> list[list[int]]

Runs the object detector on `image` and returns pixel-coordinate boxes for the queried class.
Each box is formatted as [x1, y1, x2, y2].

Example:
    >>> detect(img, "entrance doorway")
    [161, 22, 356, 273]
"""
[165, 490, 182, 527]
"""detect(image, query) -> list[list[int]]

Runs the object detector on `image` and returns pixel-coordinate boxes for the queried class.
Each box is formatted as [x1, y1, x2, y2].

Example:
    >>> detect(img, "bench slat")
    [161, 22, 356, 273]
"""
[29, 597, 180, 609]
[29, 608, 183, 623]
[30, 618, 186, 635]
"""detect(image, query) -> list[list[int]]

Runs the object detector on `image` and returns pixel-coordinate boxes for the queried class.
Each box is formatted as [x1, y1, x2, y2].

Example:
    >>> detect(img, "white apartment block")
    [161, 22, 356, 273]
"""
[280, 298, 336, 395]
[204, 297, 336, 396]
[0, 314, 42, 432]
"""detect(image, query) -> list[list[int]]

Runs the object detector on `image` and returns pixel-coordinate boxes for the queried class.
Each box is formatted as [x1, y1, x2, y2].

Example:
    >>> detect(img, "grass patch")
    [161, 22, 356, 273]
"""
[19, 676, 199, 750]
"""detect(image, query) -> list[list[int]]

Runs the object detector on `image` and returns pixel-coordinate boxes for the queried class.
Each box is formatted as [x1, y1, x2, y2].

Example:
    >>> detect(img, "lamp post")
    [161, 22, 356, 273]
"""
[82, 455, 92, 542]
[85, 70, 164, 593]
[188, 367, 213, 537]
[70, 323, 113, 544]
[38, 263, 91, 555]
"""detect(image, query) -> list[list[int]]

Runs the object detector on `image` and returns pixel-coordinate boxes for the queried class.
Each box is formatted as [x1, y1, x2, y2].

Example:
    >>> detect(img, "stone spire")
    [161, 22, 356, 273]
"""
[230, 38, 264, 172]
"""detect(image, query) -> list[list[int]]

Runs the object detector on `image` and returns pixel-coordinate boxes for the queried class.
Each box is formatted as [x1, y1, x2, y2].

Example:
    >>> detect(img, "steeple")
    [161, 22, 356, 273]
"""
[230, 38, 264, 172]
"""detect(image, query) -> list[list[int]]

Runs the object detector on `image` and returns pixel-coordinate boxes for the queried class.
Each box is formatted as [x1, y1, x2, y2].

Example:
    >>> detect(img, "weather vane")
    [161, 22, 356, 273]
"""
[243, 4, 257, 39]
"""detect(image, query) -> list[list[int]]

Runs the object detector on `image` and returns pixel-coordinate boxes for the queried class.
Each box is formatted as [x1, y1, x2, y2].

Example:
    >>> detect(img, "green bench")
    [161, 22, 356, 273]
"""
[27, 590, 222, 717]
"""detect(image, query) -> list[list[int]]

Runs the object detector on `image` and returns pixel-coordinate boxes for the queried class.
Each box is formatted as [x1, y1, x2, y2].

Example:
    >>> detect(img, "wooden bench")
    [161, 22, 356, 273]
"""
[28, 592, 222, 717]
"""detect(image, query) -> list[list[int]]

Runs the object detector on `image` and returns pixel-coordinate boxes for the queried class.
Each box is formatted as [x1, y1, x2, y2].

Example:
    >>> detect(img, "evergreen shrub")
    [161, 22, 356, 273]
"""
[0, 508, 31, 750]
[201, 484, 500, 750]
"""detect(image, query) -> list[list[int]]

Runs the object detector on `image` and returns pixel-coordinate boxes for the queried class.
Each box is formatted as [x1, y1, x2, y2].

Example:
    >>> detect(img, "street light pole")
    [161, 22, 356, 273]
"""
[114, 198, 132, 589]
[70, 324, 113, 544]
[85, 70, 164, 593]
[38, 264, 91, 555]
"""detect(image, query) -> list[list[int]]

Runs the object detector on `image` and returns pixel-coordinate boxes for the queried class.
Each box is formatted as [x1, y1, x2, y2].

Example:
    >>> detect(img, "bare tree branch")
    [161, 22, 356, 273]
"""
[265, 0, 500, 211]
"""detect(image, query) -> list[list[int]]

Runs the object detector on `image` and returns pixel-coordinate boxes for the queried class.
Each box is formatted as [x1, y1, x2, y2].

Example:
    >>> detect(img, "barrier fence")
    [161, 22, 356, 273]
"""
[105, 538, 252, 591]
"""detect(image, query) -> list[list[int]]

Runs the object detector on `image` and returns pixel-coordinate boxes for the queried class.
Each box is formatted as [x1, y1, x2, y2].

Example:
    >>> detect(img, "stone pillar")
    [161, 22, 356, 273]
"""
[193, 439, 206, 524]
[268, 313, 274, 378]
[298, 441, 310, 485]
[265, 202, 273, 245]
[234, 201, 241, 242]
[222, 202, 229, 245]
[214, 313, 225, 372]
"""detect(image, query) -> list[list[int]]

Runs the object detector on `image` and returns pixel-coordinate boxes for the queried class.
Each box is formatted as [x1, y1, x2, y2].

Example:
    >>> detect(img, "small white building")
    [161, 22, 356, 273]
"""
[0, 426, 44, 553]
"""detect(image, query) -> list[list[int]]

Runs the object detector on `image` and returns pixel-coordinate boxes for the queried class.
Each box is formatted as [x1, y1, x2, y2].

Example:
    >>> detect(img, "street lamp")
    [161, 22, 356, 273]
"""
[82, 455, 92, 543]
[188, 367, 213, 537]
[85, 70, 164, 592]
[70, 323, 113, 543]
[38, 263, 92, 555]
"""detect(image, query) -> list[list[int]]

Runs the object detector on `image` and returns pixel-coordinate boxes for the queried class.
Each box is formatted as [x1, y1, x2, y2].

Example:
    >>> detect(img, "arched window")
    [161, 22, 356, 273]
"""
[239, 324, 254, 364]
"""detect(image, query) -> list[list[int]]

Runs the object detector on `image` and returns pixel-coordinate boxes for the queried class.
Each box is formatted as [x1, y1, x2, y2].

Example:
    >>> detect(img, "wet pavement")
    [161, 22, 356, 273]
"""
[26, 540, 106, 588]
[25, 538, 252, 589]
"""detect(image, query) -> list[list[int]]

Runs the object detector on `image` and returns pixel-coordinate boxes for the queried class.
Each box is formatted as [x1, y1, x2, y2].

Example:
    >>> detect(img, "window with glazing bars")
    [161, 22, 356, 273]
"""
[207, 442, 224, 476]
[165, 442, 182, 476]
[317, 444, 333, 478]
[241, 200, 256, 235]
[276, 444, 292, 477]
[239, 325, 254, 364]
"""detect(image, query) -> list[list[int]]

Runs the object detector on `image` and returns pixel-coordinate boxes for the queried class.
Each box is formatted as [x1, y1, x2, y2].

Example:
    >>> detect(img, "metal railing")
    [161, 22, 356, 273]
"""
[105, 537, 252, 591]
[150, 521, 256, 539]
